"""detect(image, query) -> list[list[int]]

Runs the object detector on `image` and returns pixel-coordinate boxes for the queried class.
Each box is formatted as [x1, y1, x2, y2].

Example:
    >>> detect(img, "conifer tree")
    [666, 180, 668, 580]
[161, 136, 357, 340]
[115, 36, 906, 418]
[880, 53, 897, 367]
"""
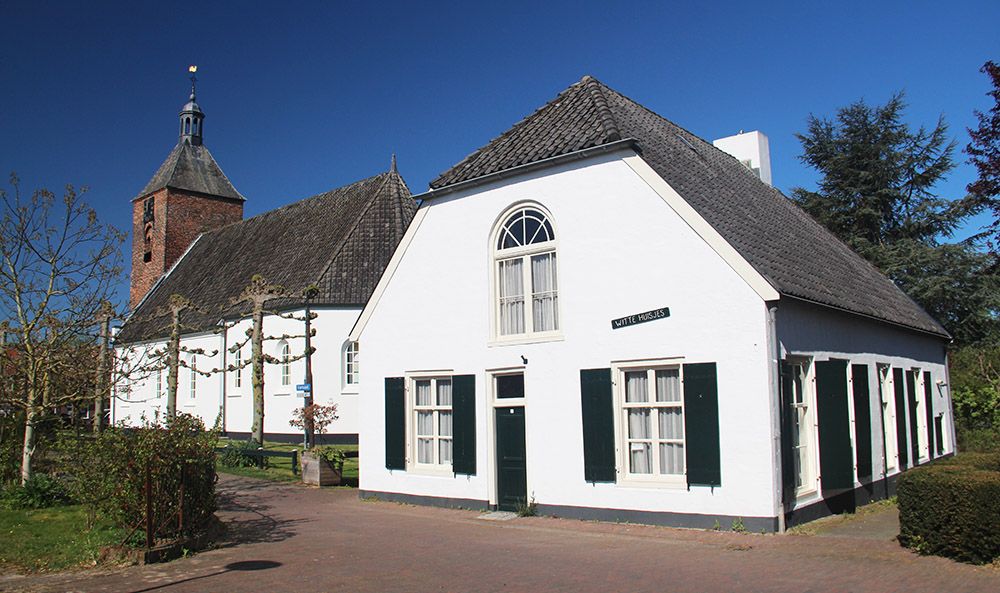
[962, 61, 1000, 251]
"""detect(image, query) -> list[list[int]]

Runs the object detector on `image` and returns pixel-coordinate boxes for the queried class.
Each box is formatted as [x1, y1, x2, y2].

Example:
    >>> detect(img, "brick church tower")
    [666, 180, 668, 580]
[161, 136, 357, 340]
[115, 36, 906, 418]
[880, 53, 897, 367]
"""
[129, 77, 244, 309]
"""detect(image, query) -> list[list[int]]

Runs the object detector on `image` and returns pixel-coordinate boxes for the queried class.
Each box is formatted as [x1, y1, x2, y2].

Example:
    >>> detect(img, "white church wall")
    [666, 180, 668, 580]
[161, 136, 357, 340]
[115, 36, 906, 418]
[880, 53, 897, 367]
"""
[113, 306, 362, 440]
[359, 151, 778, 522]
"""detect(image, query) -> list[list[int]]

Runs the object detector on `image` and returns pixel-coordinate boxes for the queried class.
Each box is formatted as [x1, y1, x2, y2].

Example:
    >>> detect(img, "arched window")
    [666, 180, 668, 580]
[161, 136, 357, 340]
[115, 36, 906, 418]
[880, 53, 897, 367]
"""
[344, 341, 360, 386]
[233, 348, 242, 389]
[280, 341, 291, 386]
[189, 354, 197, 399]
[493, 205, 559, 338]
[184, 118, 191, 134]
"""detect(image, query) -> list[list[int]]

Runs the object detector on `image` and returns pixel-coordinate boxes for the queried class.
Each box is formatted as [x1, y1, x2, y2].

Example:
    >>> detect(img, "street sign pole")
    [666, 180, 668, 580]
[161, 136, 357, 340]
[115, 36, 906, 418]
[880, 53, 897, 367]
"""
[303, 292, 315, 449]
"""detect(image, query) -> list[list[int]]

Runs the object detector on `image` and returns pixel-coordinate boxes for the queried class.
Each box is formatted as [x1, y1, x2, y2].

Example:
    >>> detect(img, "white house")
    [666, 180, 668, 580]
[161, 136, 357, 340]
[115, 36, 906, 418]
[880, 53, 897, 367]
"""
[350, 76, 954, 530]
[112, 85, 416, 442]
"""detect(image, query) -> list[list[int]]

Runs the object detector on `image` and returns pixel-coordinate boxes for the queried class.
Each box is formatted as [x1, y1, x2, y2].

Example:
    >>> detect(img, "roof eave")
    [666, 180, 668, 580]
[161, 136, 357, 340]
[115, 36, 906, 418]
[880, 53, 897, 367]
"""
[781, 294, 951, 341]
[416, 138, 640, 202]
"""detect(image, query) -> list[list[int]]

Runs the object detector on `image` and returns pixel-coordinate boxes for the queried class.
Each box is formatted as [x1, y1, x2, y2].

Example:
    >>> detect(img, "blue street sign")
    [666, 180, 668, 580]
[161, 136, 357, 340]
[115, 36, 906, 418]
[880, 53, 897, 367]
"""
[296, 383, 311, 392]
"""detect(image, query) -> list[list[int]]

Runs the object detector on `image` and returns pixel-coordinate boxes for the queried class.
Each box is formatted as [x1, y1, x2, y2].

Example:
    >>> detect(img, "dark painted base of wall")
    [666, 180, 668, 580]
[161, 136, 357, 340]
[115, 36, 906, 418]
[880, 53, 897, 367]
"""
[222, 432, 359, 445]
[785, 474, 898, 528]
[359, 490, 489, 511]
[537, 503, 778, 533]
[359, 490, 777, 532]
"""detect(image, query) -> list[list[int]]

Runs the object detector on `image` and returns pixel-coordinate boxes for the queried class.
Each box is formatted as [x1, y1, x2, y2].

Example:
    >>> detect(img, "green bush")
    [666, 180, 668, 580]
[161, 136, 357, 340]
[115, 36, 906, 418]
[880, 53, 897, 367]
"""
[1, 474, 73, 509]
[956, 427, 1000, 453]
[219, 439, 266, 469]
[897, 455, 1000, 564]
[310, 446, 346, 470]
[58, 413, 217, 539]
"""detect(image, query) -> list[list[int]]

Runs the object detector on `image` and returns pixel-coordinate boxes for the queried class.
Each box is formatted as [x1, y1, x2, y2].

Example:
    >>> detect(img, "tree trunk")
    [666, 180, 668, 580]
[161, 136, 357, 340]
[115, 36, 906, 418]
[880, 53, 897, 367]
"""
[251, 304, 265, 444]
[20, 379, 40, 484]
[166, 307, 181, 417]
[93, 314, 110, 432]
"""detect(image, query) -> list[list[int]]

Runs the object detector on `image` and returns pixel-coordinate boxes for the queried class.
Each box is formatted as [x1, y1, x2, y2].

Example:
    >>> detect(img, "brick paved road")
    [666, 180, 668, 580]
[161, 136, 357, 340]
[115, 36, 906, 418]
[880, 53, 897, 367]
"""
[2, 475, 997, 593]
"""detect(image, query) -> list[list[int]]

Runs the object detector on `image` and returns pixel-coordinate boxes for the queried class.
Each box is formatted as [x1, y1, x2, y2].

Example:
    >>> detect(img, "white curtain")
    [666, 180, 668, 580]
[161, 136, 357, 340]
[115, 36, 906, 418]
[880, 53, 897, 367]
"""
[628, 409, 651, 474]
[498, 259, 525, 335]
[655, 370, 680, 402]
[417, 410, 434, 464]
[439, 412, 453, 463]
[658, 408, 683, 440]
[416, 380, 432, 406]
[437, 379, 452, 406]
[625, 371, 648, 403]
[531, 252, 558, 331]
[659, 443, 684, 475]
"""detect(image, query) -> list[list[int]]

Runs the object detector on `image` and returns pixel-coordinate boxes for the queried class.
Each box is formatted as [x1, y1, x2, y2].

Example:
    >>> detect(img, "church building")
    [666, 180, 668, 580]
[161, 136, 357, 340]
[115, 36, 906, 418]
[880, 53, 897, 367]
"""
[350, 76, 955, 530]
[112, 81, 416, 443]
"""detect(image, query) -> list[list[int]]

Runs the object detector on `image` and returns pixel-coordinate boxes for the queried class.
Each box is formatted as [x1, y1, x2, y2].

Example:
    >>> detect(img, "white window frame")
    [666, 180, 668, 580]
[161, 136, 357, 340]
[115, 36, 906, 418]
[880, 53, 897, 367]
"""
[279, 341, 291, 387]
[879, 364, 898, 473]
[914, 369, 929, 462]
[612, 358, 686, 487]
[787, 358, 818, 497]
[489, 203, 562, 345]
[233, 347, 242, 390]
[156, 367, 163, 398]
[189, 354, 197, 400]
[406, 373, 454, 475]
[343, 341, 360, 391]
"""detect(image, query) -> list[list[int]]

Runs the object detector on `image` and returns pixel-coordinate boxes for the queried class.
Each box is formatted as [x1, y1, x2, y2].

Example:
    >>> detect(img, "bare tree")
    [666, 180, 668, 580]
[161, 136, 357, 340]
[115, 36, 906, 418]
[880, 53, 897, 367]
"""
[0, 174, 125, 483]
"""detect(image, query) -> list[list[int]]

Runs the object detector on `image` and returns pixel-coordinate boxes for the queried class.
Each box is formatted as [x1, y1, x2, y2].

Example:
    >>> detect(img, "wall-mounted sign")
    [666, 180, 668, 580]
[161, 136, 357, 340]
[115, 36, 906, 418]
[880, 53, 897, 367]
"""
[611, 307, 670, 330]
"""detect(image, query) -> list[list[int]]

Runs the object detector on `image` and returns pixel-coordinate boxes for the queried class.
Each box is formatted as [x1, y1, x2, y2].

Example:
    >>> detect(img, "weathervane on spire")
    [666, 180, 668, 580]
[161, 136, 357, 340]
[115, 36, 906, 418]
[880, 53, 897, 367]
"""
[188, 65, 198, 99]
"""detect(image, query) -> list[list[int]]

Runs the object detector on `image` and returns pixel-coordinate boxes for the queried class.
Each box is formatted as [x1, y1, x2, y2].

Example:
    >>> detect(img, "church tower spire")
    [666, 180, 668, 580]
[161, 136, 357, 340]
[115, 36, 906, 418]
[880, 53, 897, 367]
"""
[179, 65, 204, 146]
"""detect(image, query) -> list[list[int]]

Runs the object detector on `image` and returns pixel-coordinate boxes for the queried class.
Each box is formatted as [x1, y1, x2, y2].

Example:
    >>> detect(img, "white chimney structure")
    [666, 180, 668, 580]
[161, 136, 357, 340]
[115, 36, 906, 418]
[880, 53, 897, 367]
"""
[713, 130, 772, 186]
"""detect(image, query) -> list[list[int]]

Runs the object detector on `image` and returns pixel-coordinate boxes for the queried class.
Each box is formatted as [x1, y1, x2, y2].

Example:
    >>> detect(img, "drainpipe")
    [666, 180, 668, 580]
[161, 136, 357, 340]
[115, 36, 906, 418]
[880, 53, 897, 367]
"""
[766, 303, 786, 533]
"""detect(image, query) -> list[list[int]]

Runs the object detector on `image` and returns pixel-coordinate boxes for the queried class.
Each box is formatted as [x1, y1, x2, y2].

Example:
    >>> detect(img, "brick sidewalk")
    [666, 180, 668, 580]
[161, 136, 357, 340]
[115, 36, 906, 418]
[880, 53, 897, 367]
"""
[2, 475, 997, 593]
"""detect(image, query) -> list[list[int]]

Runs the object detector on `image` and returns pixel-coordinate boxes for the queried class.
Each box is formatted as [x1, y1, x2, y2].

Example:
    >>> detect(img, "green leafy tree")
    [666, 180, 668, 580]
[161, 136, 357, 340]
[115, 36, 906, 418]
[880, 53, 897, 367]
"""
[962, 61, 1000, 250]
[793, 94, 999, 346]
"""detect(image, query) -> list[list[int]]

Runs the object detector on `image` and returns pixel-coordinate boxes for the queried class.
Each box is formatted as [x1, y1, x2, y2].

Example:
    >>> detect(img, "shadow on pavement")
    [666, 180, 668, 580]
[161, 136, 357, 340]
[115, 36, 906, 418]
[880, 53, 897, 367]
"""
[125, 560, 282, 593]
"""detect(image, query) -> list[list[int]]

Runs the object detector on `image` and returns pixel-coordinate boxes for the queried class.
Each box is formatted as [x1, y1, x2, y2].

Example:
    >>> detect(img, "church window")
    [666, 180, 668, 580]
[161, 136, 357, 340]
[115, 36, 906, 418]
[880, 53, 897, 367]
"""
[234, 348, 242, 389]
[189, 354, 197, 400]
[492, 204, 559, 340]
[280, 341, 291, 386]
[344, 341, 359, 386]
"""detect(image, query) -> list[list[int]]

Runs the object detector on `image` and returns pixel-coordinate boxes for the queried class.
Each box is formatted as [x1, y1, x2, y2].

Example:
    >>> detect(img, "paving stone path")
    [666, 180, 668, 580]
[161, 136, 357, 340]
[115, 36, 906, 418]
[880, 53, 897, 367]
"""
[2, 475, 997, 593]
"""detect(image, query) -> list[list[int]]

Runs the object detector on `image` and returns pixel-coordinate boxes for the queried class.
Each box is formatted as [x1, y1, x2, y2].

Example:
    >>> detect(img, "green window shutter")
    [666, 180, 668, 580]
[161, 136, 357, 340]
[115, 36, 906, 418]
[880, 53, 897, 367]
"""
[906, 371, 920, 464]
[384, 377, 406, 470]
[851, 364, 873, 482]
[580, 368, 615, 483]
[779, 362, 796, 504]
[452, 374, 477, 475]
[683, 362, 721, 487]
[893, 368, 908, 469]
[923, 371, 935, 459]
[815, 360, 854, 492]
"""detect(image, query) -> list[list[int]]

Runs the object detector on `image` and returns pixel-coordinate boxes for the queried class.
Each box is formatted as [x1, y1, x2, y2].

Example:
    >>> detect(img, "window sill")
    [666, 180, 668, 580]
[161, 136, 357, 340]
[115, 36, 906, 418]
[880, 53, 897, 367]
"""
[794, 486, 818, 499]
[616, 476, 687, 489]
[274, 393, 291, 397]
[341, 387, 360, 396]
[488, 332, 564, 348]
[406, 464, 455, 477]
[227, 393, 242, 398]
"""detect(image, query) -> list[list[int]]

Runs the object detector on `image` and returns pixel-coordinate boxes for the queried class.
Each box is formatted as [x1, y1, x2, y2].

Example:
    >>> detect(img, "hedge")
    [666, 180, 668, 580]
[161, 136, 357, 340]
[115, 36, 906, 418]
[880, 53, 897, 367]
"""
[897, 452, 1000, 564]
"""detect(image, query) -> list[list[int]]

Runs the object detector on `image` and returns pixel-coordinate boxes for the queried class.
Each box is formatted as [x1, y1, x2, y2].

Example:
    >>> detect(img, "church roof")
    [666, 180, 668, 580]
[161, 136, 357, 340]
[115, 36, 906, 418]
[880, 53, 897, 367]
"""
[138, 143, 244, 201]
[118, 170, 416, 343]
[428, 76, 948, 338]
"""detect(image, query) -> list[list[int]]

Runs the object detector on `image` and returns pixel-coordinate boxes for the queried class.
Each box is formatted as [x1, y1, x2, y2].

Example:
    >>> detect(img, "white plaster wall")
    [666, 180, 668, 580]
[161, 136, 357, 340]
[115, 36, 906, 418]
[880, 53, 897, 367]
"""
[777, 299, 953, 509]
[113, 306, 362, 438]
[359, 152, 776, 519]
[712, 131, 772, 186]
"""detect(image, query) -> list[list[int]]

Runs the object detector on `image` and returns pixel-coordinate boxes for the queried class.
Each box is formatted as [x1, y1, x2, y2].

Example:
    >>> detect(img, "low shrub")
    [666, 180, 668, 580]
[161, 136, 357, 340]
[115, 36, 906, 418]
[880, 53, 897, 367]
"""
[59, 413, 217, 540]
[956, 427, 1000, 453]
[1, 474, 73, 509]
[219, 439, 266, 469]
[310, 446, 346, 470]
[897, 455, 1000, 564]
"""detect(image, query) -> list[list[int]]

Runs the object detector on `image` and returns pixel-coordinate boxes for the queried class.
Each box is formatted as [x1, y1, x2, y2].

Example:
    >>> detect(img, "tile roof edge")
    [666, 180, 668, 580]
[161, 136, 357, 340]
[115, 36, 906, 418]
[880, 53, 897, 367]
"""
[416, 138, 639, 201]
[782, 294, 951, 340]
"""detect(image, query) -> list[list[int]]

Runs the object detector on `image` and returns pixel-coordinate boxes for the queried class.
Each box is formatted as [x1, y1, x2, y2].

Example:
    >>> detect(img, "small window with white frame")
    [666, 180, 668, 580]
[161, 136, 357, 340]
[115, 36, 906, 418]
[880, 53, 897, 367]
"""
[344, 341, 360, 387]
[492, 204, 559, 341]
[411, 377, 453, 470]
[787, 359, 817, 494]
[156, 367, 163, 398]
[879, 364, 898, 472]
[279, 341, 291, 387]
[616, 363, 685, 483]
[233, 348, 242, 389]
[189, 354, 197, 400]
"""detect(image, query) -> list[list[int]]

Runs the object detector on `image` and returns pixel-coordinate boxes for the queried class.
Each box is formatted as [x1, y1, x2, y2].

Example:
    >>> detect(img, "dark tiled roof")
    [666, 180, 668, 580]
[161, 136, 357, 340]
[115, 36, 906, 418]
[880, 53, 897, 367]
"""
[431, 76, 948, 338]
[118, 171, 416, 343]
[138, 143, 244, 201]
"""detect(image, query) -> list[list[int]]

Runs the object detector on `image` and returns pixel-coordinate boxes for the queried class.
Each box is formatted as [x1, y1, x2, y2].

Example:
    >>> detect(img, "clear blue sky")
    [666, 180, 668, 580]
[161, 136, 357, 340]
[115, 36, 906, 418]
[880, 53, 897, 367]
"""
[3, 1, 998, 266]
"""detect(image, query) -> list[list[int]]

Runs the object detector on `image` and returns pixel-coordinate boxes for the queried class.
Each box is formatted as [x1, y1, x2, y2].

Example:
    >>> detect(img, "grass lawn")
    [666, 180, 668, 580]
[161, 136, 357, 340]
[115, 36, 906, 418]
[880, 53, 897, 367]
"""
[0, 505, 125, 573]
[215, 440, 359, 486]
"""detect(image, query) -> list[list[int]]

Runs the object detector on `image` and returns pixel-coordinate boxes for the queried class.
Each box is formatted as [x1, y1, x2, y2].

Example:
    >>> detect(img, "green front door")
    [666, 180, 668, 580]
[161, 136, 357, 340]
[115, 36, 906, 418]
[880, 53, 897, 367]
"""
[495, 406, 526, 512]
